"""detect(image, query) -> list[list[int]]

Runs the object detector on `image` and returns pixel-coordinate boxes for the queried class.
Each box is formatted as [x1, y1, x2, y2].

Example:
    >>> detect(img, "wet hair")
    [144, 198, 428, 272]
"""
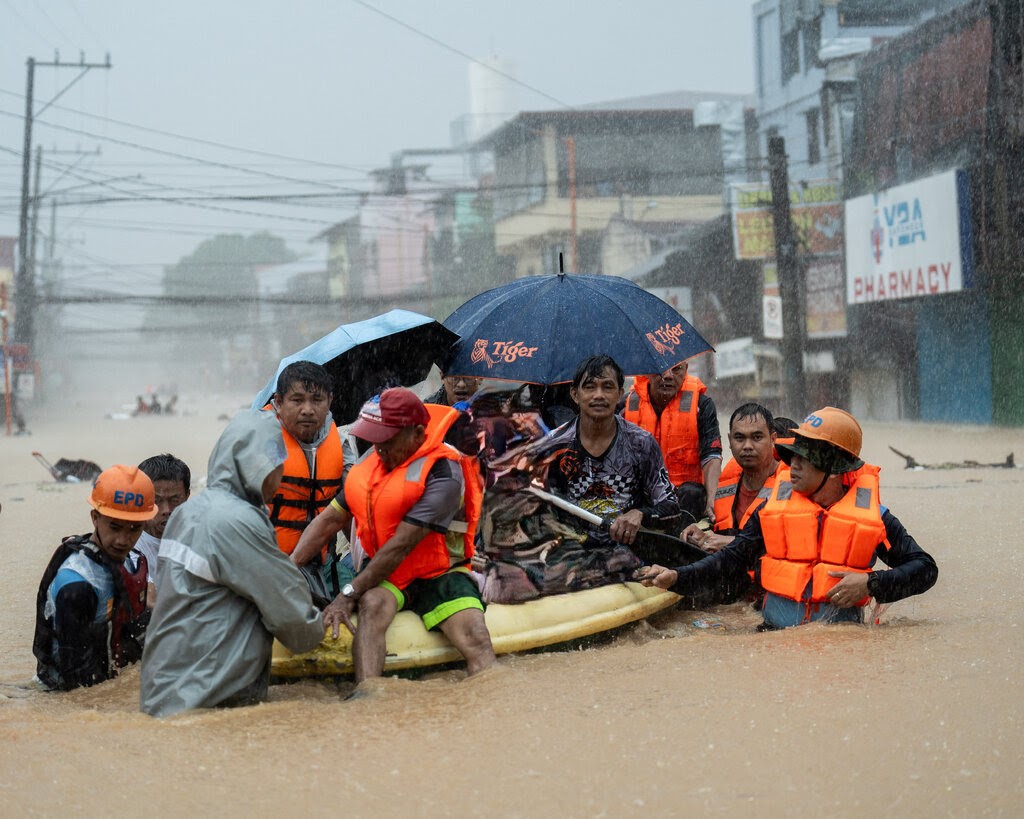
[773, 416, 798, 436]
[571, 355, 624, 391]
[138, 453, 191, 493]
[275, 361, 334, 399]
[373, 374, 403, 395]
[729, 402, 774, 434]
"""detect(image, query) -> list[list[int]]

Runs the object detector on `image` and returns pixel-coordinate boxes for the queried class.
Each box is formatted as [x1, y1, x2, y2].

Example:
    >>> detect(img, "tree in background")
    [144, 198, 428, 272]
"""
[147, 232, 296, 392]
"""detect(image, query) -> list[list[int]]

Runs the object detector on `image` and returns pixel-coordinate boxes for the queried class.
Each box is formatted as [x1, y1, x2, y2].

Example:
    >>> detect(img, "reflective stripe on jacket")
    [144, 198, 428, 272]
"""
[623, 374, 706, 485]
[712, 459, 783, 533]
[268, 422, 344, 555]
[759, 464, 888, 604]
[344, 404, 482, 590]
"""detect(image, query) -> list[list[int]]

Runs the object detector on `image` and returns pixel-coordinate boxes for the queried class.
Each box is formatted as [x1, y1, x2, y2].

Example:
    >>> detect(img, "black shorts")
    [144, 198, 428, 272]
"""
[384, 568, 485, 631]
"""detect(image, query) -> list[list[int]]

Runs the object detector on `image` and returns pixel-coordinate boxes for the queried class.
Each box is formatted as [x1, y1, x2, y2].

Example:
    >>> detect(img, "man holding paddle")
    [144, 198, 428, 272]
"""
[542, 355, 681, 550]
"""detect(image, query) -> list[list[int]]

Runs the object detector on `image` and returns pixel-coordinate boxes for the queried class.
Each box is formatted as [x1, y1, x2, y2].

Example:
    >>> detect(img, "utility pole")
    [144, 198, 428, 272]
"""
[29, 147, 42, 280]
[14, 52, 112, 348]
[768, 136, 806, 415]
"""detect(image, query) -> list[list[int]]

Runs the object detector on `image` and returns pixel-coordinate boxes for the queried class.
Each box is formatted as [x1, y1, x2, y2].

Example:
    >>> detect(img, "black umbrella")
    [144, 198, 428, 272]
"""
[443, 272, 713, 384]
[253, 309, 458, 426]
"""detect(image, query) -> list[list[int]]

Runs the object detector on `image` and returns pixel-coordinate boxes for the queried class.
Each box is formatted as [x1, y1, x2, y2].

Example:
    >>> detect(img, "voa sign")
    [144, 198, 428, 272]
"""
[844, 169, 975, 304]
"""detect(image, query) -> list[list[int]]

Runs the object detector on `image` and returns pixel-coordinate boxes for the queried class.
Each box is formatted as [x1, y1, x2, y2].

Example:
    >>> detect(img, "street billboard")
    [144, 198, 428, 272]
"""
[805, 257, 847, 339]
[760, 258, 846, 340]
[730, 179, 843, 260]
[844, 169, 975, 304]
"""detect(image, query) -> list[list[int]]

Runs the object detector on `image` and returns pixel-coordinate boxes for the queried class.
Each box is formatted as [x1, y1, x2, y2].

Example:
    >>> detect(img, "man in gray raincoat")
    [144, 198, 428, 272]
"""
[140, 410, 324, 717]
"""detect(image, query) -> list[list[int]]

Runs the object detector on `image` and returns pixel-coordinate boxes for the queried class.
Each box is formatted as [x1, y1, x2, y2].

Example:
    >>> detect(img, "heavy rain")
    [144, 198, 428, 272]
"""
[0, 1, 1021, 815]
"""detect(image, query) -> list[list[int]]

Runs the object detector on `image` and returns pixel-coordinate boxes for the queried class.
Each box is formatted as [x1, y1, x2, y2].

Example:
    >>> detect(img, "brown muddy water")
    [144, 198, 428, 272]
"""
[0, 396, 1021, 816]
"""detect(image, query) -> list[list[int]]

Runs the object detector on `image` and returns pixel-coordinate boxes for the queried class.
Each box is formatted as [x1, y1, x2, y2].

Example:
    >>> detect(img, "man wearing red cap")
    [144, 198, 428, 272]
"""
[294, 388, 495, 682]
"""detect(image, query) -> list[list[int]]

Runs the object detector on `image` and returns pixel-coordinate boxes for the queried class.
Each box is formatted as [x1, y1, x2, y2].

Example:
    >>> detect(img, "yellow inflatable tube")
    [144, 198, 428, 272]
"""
[272, 582, 679, 678]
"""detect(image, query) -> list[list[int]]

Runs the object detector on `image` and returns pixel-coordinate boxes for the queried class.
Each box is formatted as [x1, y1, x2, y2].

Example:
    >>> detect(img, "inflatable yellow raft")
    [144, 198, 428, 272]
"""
[271, 581, 679, 678]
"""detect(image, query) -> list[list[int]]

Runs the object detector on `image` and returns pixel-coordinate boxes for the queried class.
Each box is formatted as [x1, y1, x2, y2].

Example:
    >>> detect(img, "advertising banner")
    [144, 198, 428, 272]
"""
[715, 337, 757, 379]
[805, 257, 847, 338]
[844, 169, 974, 304]
[731, 179, 843, 260]
[760, 258, 846, 339]
[762, 261, 782, 339]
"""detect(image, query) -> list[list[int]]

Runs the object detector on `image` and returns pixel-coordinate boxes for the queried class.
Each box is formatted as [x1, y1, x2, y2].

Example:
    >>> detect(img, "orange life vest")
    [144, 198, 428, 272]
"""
[623, 374, 706, 485]
[267, 420, 345, 556]
[343, 404, 482, 590]
[758, 464, 889, 605]
[712, 459, 783, 533]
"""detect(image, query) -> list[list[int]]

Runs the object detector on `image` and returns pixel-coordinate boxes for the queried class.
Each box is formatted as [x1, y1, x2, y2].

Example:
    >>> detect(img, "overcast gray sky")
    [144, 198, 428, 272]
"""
[1, 1, 756, 289]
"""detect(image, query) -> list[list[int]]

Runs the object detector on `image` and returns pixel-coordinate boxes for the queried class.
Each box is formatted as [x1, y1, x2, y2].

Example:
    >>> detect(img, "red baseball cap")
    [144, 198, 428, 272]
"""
[350, 387, 430, 443]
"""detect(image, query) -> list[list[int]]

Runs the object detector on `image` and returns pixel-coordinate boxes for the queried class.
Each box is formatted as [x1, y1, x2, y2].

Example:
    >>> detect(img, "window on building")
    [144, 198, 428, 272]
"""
[781, 28, 800, 83]
[802, 15, 821, 72]
[779, 0, 800, 83]
[757, 11, 780, 97]
[806, 108, 821, 166]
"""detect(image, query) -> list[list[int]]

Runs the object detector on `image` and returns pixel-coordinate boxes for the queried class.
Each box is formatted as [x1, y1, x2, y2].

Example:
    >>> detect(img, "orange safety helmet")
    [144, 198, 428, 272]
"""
[88, 464, 158, 521]
[775, 407, 864, 474]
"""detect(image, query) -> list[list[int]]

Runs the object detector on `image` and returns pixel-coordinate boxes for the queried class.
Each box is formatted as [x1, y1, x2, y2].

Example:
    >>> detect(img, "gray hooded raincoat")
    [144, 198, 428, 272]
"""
[140, 409, 324, 717]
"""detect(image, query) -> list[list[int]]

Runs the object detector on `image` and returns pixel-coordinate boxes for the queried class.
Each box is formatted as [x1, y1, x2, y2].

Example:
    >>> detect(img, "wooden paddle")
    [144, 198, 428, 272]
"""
[526, 485, 708, 567]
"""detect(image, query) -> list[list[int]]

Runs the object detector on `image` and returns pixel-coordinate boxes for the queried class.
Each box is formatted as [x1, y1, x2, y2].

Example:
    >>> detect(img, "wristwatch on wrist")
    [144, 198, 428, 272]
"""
[341, 583, 357, 599]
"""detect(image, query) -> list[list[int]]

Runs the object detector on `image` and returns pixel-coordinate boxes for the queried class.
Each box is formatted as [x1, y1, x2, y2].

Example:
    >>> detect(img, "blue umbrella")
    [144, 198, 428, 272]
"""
[253, 309, 458, 425]
[442, 273, 712, 384]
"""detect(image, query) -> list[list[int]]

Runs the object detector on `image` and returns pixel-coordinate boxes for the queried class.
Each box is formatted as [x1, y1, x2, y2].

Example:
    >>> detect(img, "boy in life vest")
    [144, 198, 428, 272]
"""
[33, 465, 157, 690]
[636, 407, 938, 629]
[293, 388, 496, 683]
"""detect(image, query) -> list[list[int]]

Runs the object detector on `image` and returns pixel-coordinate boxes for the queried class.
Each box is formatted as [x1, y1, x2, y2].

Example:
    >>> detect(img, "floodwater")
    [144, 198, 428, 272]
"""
[1, 396, 1021, 816]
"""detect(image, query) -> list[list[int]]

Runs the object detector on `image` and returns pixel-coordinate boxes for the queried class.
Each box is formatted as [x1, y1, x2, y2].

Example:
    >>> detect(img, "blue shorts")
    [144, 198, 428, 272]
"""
[762, 592, 864, 629]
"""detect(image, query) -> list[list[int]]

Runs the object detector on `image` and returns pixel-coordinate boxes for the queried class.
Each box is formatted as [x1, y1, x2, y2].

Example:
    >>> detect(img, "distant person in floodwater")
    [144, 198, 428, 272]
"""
[637, 407, 938, 629]
[2, 390, 29, 434]
[33, 465, 156, 690]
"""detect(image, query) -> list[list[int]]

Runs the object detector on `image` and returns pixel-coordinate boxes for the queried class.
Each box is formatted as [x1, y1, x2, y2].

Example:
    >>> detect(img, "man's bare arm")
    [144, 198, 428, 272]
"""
[702, 457, 722, 523]
[291, 503, 351, 567]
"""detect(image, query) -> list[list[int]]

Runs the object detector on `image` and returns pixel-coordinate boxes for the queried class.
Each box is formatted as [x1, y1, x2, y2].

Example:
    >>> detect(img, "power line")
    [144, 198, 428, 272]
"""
[0, 108, 366, 194]
[350, 0, 572, 110]
[0, 86, 377, 175]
